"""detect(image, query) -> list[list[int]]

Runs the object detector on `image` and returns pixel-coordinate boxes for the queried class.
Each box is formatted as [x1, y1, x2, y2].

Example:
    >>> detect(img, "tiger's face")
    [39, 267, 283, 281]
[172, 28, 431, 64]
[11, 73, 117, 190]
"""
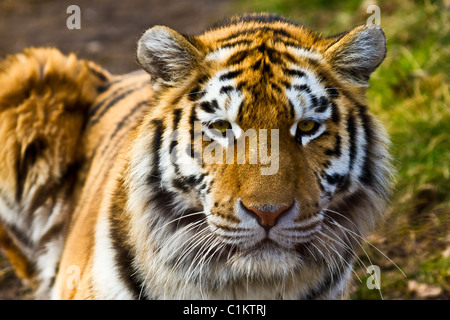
[133, 14, 391, 285]
[195, 56, 333, 253]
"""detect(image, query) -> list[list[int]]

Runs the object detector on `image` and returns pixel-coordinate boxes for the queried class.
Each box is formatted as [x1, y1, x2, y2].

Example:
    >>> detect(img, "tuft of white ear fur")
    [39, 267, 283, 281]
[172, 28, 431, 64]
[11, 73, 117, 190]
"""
[137, 26, 202, 85]
[325, 25, 386, 86]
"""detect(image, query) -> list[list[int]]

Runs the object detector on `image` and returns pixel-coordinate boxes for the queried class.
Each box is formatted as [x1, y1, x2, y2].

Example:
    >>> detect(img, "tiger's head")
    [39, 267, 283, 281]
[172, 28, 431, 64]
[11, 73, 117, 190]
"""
[129, 14, 392, 296]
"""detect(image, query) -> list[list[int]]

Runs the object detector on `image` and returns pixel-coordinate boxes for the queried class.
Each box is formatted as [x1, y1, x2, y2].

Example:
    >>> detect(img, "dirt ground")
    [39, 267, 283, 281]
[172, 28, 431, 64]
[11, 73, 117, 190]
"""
[0, 0, 235, 300]
[0, 0, 233, 73]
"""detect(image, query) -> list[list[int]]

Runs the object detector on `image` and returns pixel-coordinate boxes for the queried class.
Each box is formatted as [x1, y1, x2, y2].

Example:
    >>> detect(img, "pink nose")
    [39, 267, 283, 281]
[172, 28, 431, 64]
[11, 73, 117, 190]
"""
[245, 205, 290, 228]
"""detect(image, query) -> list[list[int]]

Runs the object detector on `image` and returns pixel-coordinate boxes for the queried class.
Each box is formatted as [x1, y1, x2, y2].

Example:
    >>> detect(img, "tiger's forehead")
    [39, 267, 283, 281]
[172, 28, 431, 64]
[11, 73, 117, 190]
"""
[197, 17, 325, 51]
[194, 30, 334, 129]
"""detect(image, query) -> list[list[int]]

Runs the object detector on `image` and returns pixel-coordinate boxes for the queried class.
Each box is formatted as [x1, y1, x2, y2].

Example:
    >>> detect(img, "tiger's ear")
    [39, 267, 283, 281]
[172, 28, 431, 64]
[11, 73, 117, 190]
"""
[137, 26, 202, 85]
[325, 25, 386, 86]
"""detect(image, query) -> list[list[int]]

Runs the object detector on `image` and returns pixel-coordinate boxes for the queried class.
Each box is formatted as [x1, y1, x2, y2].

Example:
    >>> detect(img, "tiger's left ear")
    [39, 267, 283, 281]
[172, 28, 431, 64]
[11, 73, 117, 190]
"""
[137, 26, 202, 86]
[324, 25, 386, 86]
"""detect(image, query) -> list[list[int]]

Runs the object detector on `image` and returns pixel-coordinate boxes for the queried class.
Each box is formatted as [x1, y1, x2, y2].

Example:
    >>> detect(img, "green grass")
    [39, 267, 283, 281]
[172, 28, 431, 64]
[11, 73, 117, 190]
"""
[233, 0, 449, 299]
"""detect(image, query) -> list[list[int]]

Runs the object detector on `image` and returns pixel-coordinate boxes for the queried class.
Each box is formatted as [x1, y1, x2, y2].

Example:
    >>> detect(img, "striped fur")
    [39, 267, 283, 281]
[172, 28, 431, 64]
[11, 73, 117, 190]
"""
[0, 14, 393, 299]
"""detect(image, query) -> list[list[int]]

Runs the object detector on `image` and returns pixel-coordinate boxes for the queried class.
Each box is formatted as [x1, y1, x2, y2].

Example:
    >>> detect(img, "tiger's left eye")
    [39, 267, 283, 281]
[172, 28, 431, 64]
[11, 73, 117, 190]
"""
[297, 120, 317, 134]
[209, 120, 231, 136]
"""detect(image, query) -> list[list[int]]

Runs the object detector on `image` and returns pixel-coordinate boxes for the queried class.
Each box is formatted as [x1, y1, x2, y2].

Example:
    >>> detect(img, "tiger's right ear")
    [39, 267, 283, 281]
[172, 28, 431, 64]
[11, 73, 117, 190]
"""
[137, 26, 202, 86]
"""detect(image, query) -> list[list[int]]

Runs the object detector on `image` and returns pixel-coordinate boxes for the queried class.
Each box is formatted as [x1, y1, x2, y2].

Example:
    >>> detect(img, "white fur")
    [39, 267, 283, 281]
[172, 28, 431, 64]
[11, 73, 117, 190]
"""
[288, 46, 323, 61]
[205, 47, 235, 62]
[92, 210, 134, 299]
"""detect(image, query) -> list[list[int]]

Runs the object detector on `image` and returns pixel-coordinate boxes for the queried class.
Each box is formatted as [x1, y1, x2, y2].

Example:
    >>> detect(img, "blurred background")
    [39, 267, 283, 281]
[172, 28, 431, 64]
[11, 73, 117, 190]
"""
[0, 0, 448, 299]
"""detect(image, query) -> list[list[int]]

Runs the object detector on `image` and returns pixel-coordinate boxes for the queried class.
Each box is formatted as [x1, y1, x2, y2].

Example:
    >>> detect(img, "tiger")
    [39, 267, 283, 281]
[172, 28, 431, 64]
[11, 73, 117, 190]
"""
[0, 13, 392, 299]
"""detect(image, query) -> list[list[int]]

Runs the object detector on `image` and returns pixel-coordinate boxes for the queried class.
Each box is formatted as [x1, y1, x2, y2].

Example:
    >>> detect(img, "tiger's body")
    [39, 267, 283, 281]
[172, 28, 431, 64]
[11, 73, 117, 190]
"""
[0, 14, 392, 299]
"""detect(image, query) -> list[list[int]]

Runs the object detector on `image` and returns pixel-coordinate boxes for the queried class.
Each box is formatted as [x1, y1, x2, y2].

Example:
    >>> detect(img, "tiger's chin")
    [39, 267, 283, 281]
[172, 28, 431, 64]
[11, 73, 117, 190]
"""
[223, 239, 308, 280]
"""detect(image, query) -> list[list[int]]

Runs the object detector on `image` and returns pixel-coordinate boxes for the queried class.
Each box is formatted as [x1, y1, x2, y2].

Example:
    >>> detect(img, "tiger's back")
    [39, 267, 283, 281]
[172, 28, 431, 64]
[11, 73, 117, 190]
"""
[0, 49, 152, 298]
[0, 14, 392, 299]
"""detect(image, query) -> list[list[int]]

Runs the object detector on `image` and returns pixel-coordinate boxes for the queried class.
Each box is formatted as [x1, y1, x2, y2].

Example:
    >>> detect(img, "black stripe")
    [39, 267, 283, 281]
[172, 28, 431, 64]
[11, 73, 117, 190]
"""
[187, 86, 206, 102]
[220, 39, 253, 49]
[281, 80, 291, 90]
[288, 99, 296, 119]
[88, 83, 135, 119]
[309, 94, 318, 108]
[325, 173, 346, 187]
[222, 41, 294, 71]
[147, 119, 165, 185]
[171, 111, 198, 193]
[294, 84, 311, 93]
[87, 65, 109, 82]
[315, 96, 329, 113]
[284, 68, 306, 78]
[270, 83, 283, 94]
[347, 112, 357, 172]
[187, 73, 209, 102]
[171, 179, 189, 192]
[220, 86, 234, 95]
[188, 106, 201, 160]
[258, 44, 284, 65]
[186, 174, 205, 186]
[278, 50, 298, 64]
[172, 174, 206, 193]
[109, 179, 144, 299]
[89, 86, 143, 127]
[330, 101, 340, 123]
[237, 101, 245, 124]
[219, 70, 242, 81]
[147, 187, 206, 236]
[326, 87, 339, 99]
[262, 60, 271, 74]
[218, 27, 291, 43]
[356, 105, 375, 186]
[314, 171, 325, 192]
[169, 108, 183, 188]
[170, 108, 183, 154]
[96, 83, 112, 94]
[324, 134, 341, 157]
[293, 84, 324, 110]
[199, 101, 215, 113]
[226, 50, 251, 66]
[250, 59, 262, 70]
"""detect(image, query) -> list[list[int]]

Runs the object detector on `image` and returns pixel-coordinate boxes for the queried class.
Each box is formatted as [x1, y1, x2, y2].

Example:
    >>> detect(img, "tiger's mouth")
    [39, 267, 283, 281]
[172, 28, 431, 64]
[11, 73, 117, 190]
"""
[208, 203, 324, 253]
[167, 201, 327, 273]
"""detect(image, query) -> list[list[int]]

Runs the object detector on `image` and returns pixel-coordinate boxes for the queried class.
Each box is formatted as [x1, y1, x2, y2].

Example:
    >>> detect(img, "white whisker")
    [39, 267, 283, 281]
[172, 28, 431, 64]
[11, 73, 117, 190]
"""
[324, 213, 406, 278]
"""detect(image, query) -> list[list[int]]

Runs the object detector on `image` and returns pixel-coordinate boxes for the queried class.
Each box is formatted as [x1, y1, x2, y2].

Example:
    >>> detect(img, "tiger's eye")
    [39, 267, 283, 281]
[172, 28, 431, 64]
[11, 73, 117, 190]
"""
[210, 120, 231, 134]
[297, 120, 316, 133]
